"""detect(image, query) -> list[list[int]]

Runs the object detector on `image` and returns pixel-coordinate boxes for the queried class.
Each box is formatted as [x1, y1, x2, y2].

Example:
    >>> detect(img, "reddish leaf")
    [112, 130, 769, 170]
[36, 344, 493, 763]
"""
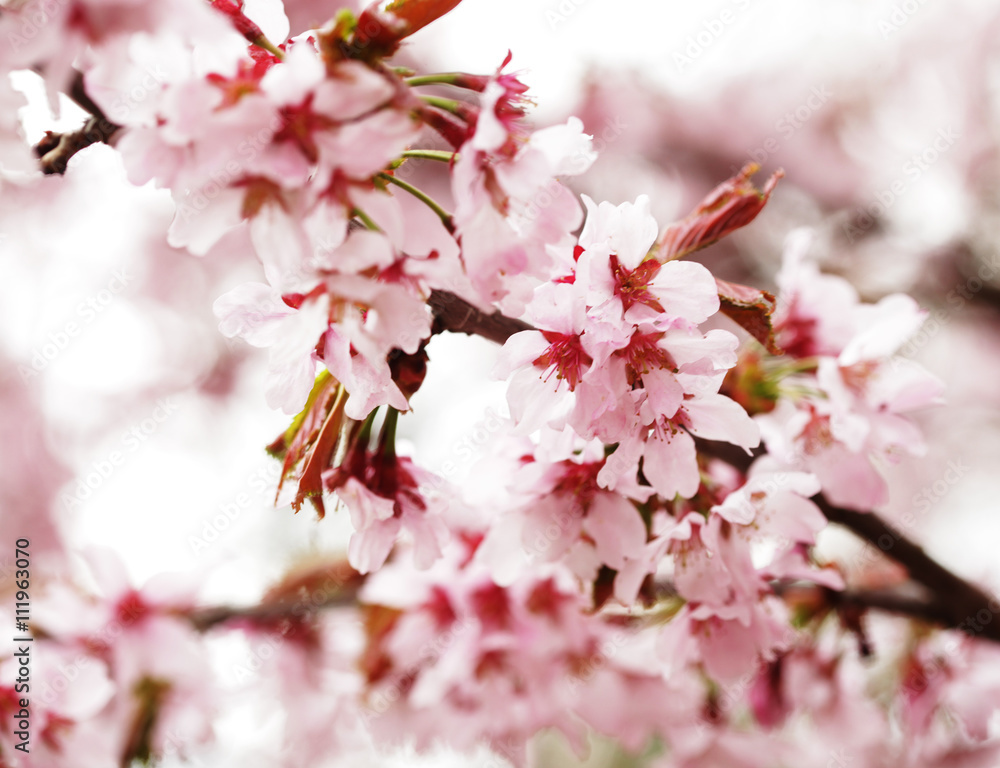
[354, 0, 465, 56]
[291, 386, 347, 517]
[267, 372, 346, 518]
[656, 163, 783, 262]
[716, 277, 783, 355]
[383, 0, 465, 34]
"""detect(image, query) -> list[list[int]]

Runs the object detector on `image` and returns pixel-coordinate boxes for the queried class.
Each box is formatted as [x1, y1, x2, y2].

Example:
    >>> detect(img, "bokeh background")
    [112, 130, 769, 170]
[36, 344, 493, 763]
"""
[4, 0, 1000, 763]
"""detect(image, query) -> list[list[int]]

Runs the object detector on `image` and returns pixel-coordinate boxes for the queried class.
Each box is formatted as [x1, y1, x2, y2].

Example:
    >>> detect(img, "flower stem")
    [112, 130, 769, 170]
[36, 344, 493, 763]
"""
[351, 207, 382, 232]
[376, 172, 455, 234]
[378, 407, 399, 460]
[400, 149, 458, 163]
[418, 94, 466, 117]
[405, 73, 469, 87]
[357, 407, 379, 448]
[253, 35, 285, 60]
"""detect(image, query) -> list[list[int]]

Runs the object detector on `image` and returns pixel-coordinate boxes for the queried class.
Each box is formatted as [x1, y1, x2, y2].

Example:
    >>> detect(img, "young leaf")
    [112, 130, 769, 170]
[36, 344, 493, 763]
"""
[656, 163, 783, 262]
[716, 277, 783, 355]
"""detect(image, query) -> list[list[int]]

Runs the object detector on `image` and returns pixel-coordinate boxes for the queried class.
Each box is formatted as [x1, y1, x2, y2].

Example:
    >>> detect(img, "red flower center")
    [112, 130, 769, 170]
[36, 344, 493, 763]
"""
[273, 94, 337, 164]
[534, 332, 593, 391]
[610, 254, 664, 314]
[620, 330, 677, 386]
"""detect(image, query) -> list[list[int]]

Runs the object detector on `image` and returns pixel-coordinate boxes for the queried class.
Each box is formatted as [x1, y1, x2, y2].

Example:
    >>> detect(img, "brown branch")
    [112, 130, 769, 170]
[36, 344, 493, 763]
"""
[775, 580, 950, 624]
[428, 288, 531, 344]
[187, 559, 363, 632]
[35, 71, 121, 175]
[188, 589, 358, 632]
[813, 498, 1000, 642]
[187, 571, 967, 644]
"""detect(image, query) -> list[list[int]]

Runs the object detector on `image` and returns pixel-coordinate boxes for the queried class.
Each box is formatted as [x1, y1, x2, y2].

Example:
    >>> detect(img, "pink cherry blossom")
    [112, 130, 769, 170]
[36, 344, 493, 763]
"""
[358, 538, 680, 762]
[478, 438, 653, 588]
[759, 235, 945, 509]
[451, 58, 595, 309]
[497, 196, 759, 503]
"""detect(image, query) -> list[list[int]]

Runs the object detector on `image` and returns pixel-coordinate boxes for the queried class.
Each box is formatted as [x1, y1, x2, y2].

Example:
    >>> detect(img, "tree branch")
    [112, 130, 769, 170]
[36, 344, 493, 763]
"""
[186, 560, 363, 632]
[428, 288, 532, 344]
[185, 569, 986, 647]
[34, 71, 121, 175]
[188, 589, 358, 632]
[813, 498, 1000, 642]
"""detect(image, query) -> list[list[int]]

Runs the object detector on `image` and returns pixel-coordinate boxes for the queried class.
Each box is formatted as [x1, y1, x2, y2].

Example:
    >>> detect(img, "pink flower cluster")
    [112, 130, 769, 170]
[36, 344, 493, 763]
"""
[761, 230, 945, 510]
[496, 194, 759, 500]
[358, 537, 691, 763]
[5, 0, 997, 765]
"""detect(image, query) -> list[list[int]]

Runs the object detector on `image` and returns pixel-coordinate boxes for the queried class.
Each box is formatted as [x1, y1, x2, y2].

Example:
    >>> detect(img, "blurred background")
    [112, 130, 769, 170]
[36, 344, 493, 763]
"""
[4, 0, 1000, 763]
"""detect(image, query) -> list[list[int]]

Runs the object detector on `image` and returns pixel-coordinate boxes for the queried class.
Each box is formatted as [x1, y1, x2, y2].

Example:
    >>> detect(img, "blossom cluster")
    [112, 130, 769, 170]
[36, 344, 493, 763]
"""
[2, 0, 997, 766]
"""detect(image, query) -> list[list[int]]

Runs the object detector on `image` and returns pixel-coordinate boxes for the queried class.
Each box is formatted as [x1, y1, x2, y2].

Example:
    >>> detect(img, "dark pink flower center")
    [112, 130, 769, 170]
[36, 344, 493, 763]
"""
[620, 331, 677, 386]
[610, 254, 664, 314]
[534, 332, 592, 390]
[274, 94, 337, 164]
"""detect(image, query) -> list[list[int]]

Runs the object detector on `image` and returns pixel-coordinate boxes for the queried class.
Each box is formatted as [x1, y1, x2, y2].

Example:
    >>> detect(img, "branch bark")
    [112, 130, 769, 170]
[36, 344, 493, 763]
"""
[188, 589, 358, 632]
[428, 288, 532, 344]
[814, 498, 1000, 642]
[34, 71, 121, 175]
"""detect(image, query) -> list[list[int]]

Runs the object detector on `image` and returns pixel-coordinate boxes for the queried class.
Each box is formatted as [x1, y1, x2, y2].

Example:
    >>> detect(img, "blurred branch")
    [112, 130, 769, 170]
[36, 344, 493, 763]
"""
[35, 70, 121, 175]
[187, 590, 358, 631]
[186, 568, 975, 648]
[776, 581, 954, 627]
[695, 438, 1000, 643]
[813, 499, 1000, 642]
[187, 560, 363, 631]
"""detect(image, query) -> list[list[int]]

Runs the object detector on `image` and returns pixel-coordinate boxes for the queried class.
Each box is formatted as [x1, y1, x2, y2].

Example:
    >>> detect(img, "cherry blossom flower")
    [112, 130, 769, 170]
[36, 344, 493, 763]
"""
[451, 58, 596, 309]
[26, 549, 218, 764]
[478, 438, 654, 589]
[215, 228, 432, 418]
[760, 233, 945, 509]
[358, 538, 678, 763]
[0, 646, 116, 767]
[214, 281, 329, 414]
[322, 410, 448, 573]
[497, 196, 759, 501]
[109, 35, 418, 261]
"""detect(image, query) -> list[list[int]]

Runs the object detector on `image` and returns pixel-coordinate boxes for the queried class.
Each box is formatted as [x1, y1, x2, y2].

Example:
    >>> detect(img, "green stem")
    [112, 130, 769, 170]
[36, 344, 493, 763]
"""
[351, 207, 382, 232]
[405, 73, 469, 87]
[379, 407, 399, 460]
[419, 94, 465, 116]
[253, 35, 285, 60]
[400, 149, 458, 163]
[376, 172, 455, 234]
[357, 407, 379, 448]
